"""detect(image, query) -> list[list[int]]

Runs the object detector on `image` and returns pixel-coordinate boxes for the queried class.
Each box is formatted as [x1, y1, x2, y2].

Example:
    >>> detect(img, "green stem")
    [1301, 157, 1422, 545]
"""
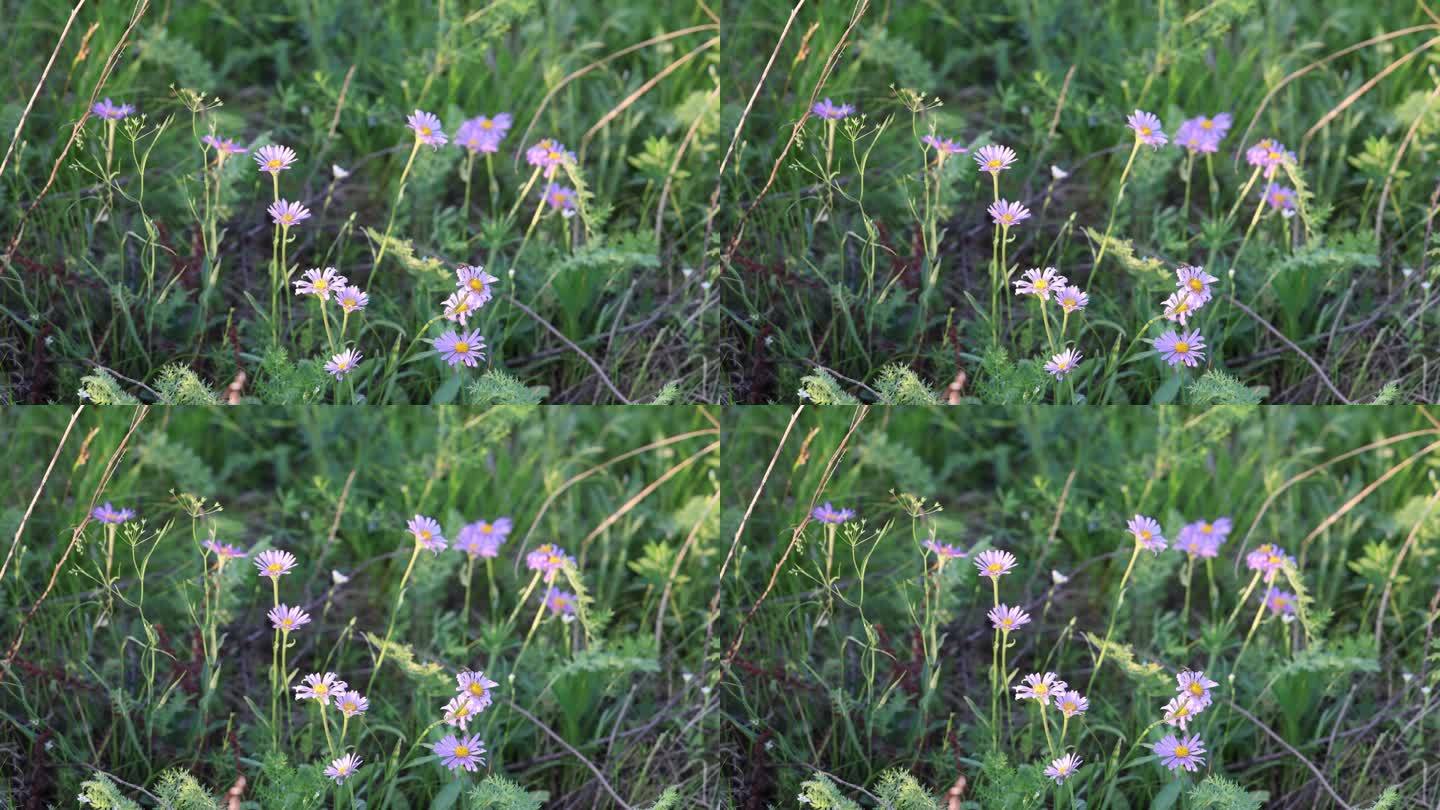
[368, 542, 423, 693]
[1092, 139, 1142, 274]
[374, 139, 423, 273]
[1088, 542, 1142, 693]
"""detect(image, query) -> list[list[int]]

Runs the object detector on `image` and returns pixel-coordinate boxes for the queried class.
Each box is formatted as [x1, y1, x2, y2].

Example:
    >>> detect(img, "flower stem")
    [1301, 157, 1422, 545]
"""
[1087, 542, 1141, 693]
[368, 542, 423, 693]
[1092, 139, 1141, 274]
[374, 139, 422, 273]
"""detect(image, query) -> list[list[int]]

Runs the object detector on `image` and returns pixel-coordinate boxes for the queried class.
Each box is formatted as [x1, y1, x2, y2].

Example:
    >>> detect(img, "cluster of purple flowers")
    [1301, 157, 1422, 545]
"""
[1247, 544, 1302, 614]
[525, 138, 576, 179]
[455, 113, 513, 154]
[1012, 671, 1089, 785]
[429, 265, 499, 369]
[431, 670, 498, 771]
[1010, 266, 1090, 381]
[1150, 670, 1215, 771]
[1246, 138, 1296, 179]
[1176, 516, 1232, 558]
[1174, 113, 1232, 154]
[525, 543, 576, 583]
[457, 516, 512, 558]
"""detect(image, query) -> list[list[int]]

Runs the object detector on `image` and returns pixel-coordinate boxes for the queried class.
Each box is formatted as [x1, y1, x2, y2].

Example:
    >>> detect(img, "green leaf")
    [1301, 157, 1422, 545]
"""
[1151, 779, 1183, 810]
[433, 372, 463, 404]
[431, 779, 463, 810]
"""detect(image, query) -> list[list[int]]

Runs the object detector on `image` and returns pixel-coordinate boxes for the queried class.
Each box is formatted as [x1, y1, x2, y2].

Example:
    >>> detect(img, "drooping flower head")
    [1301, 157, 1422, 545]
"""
[324, 348, 363, 380]
[922, 135, 969, 158]
[1056, 285, 1089, 313]
[1153, 329, 1205, 368]
[1264, 586, 1297, 616]
[203, 539, 247, 560]
[525, 139, 575, 178]
[323, 753, 363, 785]
[442, 695, 481, 730]
[1162, 291, 1199, 326]
[92, 502, 136, 524]
[293, 267, 346, 300]
[336, 285, 369, 313]
[1263, 183, 1296, 212]
[544, 587, 578, 616]
[1176, 670, 1218, 709]
[987, 603, 1032, 633]
[1127, 109, 1168, 148]
[811, 98, 855, 120]
[811, 502, 855, 525]
[1044, 753, 1083, 785]
[255, 549, 298, 579]
[1127, 515, 1167, 552]
[455, 113, 512, 153]
[433, 329, 486, 368]
[974, 144, 1018, 175]
[544, 183, 577, 212]
[1055, 690, 1089, 718]
[457, 517, 512, 558]
[432, 733, 486, 772]
[92, 98, 135, 121]
[407, 515, 447, 553]
[254, 144, 298, 175]
[268, 199, 312, 229]
[295, 672, 347, 702]
[1175, 266, 1218, 305]
[1044, 347, 1083, 380]
[1014, 672, 1067, 705]
[923, 539, 968, 561]
[975, 549, 1018, 579]
[1013, 267, 1067, 301]
[455, 670, 498, 710]
[1162, 695, 1200, 730]
[525, 543, 575, 583]
[407, 110, 448, 148]
[442, 290, 480, 325]
[202, 135, 248, 156]
[1152, 733, 1206, 772]
[268, 604, 312, 633]
[988, 199, 1031, 228]
[455, 266, 498, 307]
[334, 690, 369, 717]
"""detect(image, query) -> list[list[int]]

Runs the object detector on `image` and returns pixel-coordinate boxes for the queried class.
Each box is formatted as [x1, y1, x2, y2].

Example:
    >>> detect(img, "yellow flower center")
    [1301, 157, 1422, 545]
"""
[268, 563, 282, 573]
[337, 359, 351, 370]
[314, 279, 328, 290]
[281, 214, 294, 224]
[1174, 745, 1190, 757]
[1189, 279, 1204, 292]
[1062, 701, 1075, 713]
[420, 530, 432, 540]
[281, 619, 293, 628]
[343, 702, 356, 712]
[1057, 359, 1071, 370]
[454, 745, 470, 757]
[987, 563, 1001, 573]
[454, 300, 470, 313]
[1000, 214, 1014, 224]
[1267, 554, 1280, 565]
[337, 763, 350, 774]
[481, 120, 493, 129]
[419, 126, 432, 136]
[1189, 684, 1204, 695]
[469, 279, 485, 291]
[455, 704, 470, 717]
[1174, 300, 1189, 313]
[1001, 618, 1013, 628]
[1139, 126, 1152, 136]
[1034, 278, 1048, 290]
[469, 684, 486, 697]
[1034, 684, 1048, 695]
[1174, 342, 1190, 354]
[1201, 120, 1214, 130]
[1267, 151, 1280, 161]
[315, 684, 328, 695]
[454, 341, 470, 353]
[547, 150, 561, 161]
[1140, 531, 1152, 540]
[987, 159, 1001, 169]
[479, 522, 492, 532]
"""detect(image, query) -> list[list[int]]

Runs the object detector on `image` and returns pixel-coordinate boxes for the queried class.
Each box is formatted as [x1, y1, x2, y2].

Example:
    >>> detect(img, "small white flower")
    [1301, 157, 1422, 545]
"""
[77, 388, 91, 401]
[681, 267, 694, 277]
[700, 686, 712, 697]
[797, 389, 811, 400]
[1402, 267, 1415, 278]
[332, 164, 350, 179]
[1423, 282, 1433, 292]
[1281, 208, 1296, 219]
[701, 281, 712, 291]
[681, 671, 694, 683]
[1403, 671, 1415, 683]
[798, 795, 812, 805]
[1051, 569, 1069, 585]
[332, 569, 350, 585]
[1050, 165, 1069, 180]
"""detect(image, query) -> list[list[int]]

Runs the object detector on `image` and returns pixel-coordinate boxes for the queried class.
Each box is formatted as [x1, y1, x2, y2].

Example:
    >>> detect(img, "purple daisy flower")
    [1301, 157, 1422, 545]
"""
[1175, 266, 1218, 305]
[1043, 753, 1083, 785]
[1056, 285, 1089, 313]
[457, 518, 512, 558]
[1014, 672, 1067, 704]
[1264, 587, 1297, 616]
[336, 285, 369, 313]
[203, 539, 247, 560]
[1174, 119, 1219, 154]
[1193, 517, 1232, 543]
[1176, 670, 1218, 709]
[974, 144, 1018, 175]
[811, 502, 855, 525]
[432, 329, 486, 367]
[525, 543, 575, 583]
[1162, 291, 1199, 326]
[267, 604, 312, 633]
[202, 135, 248, 156]
[406, 109, 448, 148]
[1245, 543, 1293, 583]
[455, 113, 512, 153]
[293, 266, 346, 300]
[432, 733, 486, 772]
[455, 266, 498, 306]
[525, 139, 575, 178]
[1176, 529, 1221, 559]
[1152, 733, 1206, 772]
[1127, 109, 1168, 148]
[975, 549, 1018, 579]
[295, 672, 347, 702]
[442, 695, 482, 730]
[268, 199, 312, 229]
[255, 549, 298, 579]
[987, 603, 1031, 633]
[1152, 329, 1205, 368]
[323, 753, 362, 785]
[1055, 690, 1088, 718]
[455, 670, 499, 710]
[922, 135, 969, 156]
[92, 98, 135, 120]
[1162, 695, 1200, 730]
[543, 183, 577, 212]
[407, 515, 447, 553]
[1014, 266, 1066, 300]
[811, 98, 855, 120]
[923, 539, 968, 560]
[1263, 183, 1296, 212]
[1127, 515, 1167, 552]
[1044, 348, 1083, 380]
[442, 290, 481, 325]
[254, 144, 298, 175]
[324, 348, 363, 380]
[544, 587, 578, 617]
[988, 199, 1031, 228]
[91, 502, 136, 524]
[334, 690, 369, 717]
